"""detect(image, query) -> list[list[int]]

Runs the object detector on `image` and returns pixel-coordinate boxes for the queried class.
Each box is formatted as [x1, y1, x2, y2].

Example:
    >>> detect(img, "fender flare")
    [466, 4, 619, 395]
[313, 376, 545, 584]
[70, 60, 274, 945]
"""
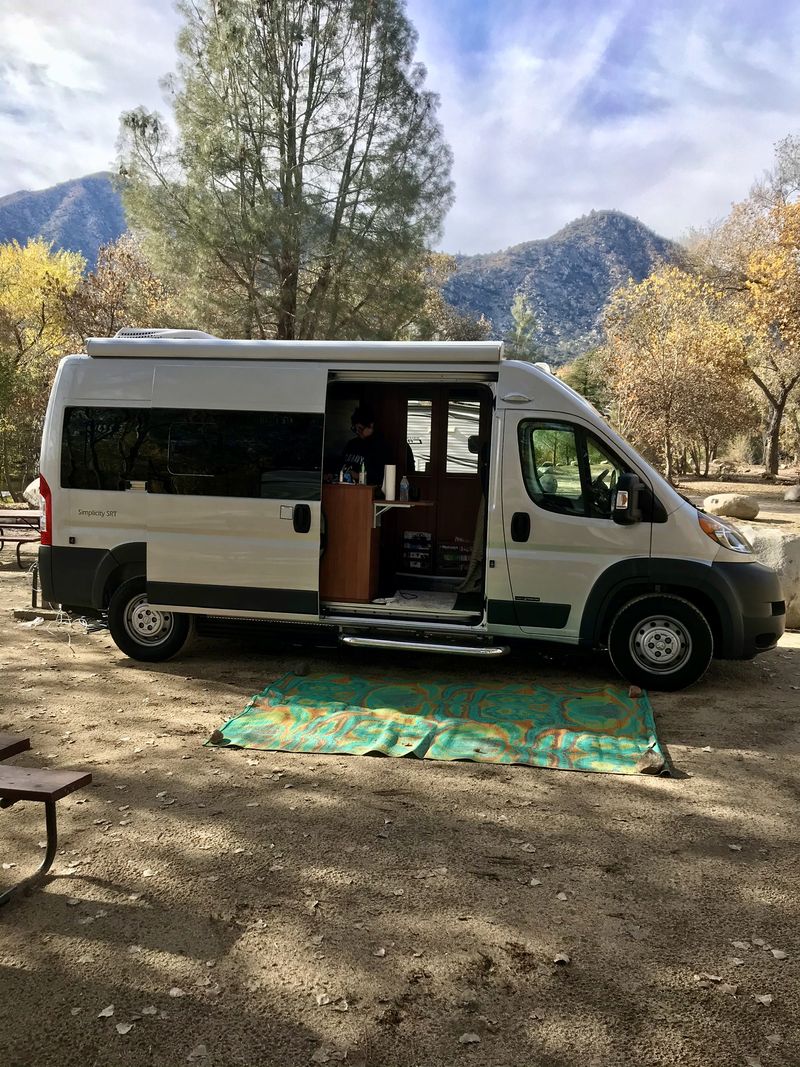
[579, 557, 741, 657]
[91, 541, 147, 608]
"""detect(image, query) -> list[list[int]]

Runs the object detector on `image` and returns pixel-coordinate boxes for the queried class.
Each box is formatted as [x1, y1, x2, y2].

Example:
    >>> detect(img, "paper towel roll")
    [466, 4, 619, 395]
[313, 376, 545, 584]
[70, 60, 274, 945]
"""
[383, 464, 396, 501]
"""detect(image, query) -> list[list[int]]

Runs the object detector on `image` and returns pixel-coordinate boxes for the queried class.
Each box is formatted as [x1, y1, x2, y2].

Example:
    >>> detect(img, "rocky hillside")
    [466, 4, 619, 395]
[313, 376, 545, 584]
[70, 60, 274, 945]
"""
[0, 172, 126, 268]
[0, 175, 681, 358]
[444, 210, 683, 363]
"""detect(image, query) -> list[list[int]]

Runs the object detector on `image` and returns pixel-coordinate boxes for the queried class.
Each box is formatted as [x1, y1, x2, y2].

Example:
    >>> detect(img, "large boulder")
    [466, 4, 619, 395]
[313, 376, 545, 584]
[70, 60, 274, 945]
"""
[703, 493, 760, 521]
[784, 484, 800, 503]
[741, 526, 800, 629]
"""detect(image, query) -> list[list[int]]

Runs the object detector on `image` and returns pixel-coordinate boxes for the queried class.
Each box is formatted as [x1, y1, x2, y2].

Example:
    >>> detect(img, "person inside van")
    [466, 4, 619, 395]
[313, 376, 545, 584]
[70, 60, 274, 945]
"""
[339, 405, 390, 485]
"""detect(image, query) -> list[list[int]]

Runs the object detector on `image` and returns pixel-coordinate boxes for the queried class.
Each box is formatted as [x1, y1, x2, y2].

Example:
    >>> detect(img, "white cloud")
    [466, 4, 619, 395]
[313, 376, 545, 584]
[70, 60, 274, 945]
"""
[407, 0, 800, 251]
[0, 0, 179, 192]
[2, 0, 800, 255]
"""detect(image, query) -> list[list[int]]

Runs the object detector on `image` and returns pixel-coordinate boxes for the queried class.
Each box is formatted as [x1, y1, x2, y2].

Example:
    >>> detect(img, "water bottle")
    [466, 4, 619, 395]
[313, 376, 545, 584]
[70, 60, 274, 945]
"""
[399, 476, 409, 501]
[359, 460, 367, 485]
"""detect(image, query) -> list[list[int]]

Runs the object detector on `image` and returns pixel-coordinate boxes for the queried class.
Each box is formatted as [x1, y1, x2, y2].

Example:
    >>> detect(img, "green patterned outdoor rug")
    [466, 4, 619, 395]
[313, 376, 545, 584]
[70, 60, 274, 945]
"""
[208, 672, 666, 775]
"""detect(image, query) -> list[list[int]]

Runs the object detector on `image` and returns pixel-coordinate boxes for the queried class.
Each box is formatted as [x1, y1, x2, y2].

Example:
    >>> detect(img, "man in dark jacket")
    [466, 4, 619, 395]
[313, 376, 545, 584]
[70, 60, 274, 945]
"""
[339, 405, 390, 485]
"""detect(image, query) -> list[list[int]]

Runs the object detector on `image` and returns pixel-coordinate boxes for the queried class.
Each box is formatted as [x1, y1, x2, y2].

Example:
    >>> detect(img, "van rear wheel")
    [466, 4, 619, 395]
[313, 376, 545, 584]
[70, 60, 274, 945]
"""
[108, 578, 193, 662]
[607, 594, 713, 691]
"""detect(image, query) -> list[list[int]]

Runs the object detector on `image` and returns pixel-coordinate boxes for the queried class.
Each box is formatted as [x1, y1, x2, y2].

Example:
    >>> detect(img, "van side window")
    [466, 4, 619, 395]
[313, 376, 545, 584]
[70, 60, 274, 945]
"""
[61, 407, 152, 491]
[518, 422, 584, 515]
[158, 410, 323, 500]
[60, 406, 323, 500]
[584, 434, 625, 520]
[517, 420, 628, 519]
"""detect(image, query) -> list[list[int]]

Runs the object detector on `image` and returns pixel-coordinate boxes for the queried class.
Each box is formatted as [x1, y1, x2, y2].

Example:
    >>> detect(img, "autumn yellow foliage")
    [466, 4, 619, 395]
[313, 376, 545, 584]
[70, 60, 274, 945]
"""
[602, 267, 754, 481]
[0, 239, 84, 497]
[0, 238, 83, 360]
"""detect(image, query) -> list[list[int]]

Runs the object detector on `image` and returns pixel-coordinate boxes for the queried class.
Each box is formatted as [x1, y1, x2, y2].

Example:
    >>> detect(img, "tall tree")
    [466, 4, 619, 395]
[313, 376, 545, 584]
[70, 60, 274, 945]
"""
[602, 267, 753, 482]
[504, 292, 538, 360]
[751, 131, 800, 208]
[742, 201, 800, 473]
[690, 197, 800, 474]
[558, 348, 610, 411]
[118, 0, 453, 341]
[54, 235, 178, 341]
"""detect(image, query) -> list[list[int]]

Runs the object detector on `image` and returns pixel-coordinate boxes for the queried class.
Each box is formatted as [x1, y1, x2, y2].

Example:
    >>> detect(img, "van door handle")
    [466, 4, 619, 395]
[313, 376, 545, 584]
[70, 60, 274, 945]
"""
[511, 512, 531, 542]
[293, 504, 312, 534]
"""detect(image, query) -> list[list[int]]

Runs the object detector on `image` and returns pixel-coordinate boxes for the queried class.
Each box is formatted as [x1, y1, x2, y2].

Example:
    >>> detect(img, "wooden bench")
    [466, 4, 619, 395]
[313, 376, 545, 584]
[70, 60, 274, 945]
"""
[0, 735, 92, 907]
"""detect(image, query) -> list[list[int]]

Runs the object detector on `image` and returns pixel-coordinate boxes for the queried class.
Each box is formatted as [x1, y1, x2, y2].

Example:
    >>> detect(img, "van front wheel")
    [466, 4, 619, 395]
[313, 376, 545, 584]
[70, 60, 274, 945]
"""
[607, 594, 713, 691]
[108, 578, 192, 662]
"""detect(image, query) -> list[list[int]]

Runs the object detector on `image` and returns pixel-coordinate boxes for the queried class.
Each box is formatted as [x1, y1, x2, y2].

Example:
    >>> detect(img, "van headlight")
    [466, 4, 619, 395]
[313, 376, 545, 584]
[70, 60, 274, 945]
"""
[698, 512, 752, 554]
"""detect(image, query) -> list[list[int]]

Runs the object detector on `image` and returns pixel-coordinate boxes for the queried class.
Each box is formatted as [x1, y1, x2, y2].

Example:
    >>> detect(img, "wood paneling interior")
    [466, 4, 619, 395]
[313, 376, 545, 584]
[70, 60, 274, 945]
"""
[319, 484, 379, 602]
[323, 383, 491, 595]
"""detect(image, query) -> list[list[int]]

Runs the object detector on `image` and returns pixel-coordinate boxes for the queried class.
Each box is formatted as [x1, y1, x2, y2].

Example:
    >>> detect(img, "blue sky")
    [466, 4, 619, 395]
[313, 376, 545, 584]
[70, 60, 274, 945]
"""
[1, 0, 800, 253]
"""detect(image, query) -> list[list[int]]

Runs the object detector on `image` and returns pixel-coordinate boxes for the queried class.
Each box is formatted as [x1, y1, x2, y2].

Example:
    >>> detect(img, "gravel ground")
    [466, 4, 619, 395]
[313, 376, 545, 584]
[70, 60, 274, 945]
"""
[0, 557, 798, 1067]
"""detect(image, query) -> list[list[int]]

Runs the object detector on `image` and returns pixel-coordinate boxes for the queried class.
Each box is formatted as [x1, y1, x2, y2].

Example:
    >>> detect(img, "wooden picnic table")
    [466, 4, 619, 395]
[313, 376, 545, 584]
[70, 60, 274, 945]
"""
[0, 732, 92, 907]
[0, 508, 41, 530]
[0, 733, 31, 760]
[0, 509, 40, 568]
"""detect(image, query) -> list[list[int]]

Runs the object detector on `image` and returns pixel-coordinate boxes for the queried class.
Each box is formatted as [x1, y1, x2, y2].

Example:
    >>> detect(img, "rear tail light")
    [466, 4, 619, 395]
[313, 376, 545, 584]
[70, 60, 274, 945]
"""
[39, 474, 52, 546]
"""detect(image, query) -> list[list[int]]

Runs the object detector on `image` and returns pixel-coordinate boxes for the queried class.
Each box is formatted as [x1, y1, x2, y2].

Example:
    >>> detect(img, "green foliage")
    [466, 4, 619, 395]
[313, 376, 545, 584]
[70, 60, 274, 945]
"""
[118, 0, 453, 340]
[504, 292, 537, 360]
[558, 349, 610, 411]
[0, 239, 84, 498]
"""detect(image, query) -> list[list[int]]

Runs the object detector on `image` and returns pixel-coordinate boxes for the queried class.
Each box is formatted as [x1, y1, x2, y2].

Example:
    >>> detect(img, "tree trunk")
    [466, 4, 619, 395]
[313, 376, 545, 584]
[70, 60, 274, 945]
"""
[664, 428, 674, 483]
[703, 441, 713, 478]
[276, 253, 298, 340]
[763, 400, 785, 476]
[792, 410, 800, 465]
[0, 433, 21, 503]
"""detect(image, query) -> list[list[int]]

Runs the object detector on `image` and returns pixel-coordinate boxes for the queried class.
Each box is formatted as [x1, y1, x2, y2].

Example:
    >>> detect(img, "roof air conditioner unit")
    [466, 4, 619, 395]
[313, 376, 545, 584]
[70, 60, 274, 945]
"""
[113, 328, 217, 340]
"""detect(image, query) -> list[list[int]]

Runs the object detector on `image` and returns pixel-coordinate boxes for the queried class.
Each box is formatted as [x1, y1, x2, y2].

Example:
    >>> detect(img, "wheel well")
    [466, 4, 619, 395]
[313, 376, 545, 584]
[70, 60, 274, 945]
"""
[599, 583, 722, 650]
[102, 563, 145, 608]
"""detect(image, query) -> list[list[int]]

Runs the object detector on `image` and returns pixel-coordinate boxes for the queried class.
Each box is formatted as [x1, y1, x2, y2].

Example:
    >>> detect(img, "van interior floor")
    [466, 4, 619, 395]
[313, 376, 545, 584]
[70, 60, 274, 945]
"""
[321, 589, 481, 622]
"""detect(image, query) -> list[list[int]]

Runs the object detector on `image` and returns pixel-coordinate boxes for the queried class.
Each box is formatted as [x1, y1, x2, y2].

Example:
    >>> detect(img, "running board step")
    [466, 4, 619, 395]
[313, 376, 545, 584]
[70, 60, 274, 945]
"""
[340, 635, 509, 658]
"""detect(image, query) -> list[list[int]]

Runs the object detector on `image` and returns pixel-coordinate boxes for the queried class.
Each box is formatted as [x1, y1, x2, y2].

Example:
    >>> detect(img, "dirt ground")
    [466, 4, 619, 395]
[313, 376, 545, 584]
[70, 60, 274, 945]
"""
[680, 475, 800, 533]
[0, 557, 798, 1067]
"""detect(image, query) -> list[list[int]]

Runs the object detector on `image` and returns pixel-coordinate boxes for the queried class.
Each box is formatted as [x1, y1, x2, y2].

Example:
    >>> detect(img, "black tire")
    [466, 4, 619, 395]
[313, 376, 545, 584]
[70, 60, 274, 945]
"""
[107, 577, 193, 662]
[607, 594, 713, 692]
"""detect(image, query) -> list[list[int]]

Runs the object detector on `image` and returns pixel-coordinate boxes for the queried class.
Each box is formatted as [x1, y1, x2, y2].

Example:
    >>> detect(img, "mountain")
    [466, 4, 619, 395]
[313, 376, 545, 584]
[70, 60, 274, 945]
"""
[444, 210, 683, 363]
[0, 175, 681, 359]
[0, 172, 126, 268]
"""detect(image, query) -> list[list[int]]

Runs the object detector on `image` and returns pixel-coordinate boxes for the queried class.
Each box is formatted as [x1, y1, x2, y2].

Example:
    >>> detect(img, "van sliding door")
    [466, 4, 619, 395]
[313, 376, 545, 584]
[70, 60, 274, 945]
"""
[145, 362, 327, 620]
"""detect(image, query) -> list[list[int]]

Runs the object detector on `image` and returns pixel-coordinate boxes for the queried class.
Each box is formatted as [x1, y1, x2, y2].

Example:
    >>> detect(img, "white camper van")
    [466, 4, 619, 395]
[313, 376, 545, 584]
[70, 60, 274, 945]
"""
[37, 330, 785, 690]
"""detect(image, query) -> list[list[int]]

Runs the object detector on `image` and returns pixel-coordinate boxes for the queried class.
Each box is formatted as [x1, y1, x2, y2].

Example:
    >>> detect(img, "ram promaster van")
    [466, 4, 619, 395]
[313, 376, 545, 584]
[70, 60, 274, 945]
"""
[37, 330, 785, 690]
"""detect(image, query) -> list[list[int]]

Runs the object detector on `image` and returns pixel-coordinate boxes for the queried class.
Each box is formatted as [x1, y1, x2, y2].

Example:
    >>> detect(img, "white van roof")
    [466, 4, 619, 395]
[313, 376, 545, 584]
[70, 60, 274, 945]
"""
[85, 329, 504, 364]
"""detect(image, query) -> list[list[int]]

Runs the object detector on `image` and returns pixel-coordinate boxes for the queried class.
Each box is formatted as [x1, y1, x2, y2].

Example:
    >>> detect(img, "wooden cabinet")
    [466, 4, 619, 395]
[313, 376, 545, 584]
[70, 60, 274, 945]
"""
[320, 484, 379, 603]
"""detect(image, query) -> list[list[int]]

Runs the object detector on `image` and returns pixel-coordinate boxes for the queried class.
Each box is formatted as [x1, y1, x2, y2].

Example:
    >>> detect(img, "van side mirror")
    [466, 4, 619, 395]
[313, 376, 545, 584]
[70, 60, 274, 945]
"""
[613, 472, 643, 525]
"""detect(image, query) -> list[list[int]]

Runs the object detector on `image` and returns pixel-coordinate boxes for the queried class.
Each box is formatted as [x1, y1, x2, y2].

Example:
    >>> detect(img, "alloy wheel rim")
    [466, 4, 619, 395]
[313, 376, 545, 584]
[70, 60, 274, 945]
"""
[629, 615, 691, 674]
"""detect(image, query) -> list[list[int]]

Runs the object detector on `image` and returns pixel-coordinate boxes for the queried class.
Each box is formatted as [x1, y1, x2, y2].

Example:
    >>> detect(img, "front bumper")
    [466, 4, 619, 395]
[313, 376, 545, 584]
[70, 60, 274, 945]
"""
[712, 561, 785, 659]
